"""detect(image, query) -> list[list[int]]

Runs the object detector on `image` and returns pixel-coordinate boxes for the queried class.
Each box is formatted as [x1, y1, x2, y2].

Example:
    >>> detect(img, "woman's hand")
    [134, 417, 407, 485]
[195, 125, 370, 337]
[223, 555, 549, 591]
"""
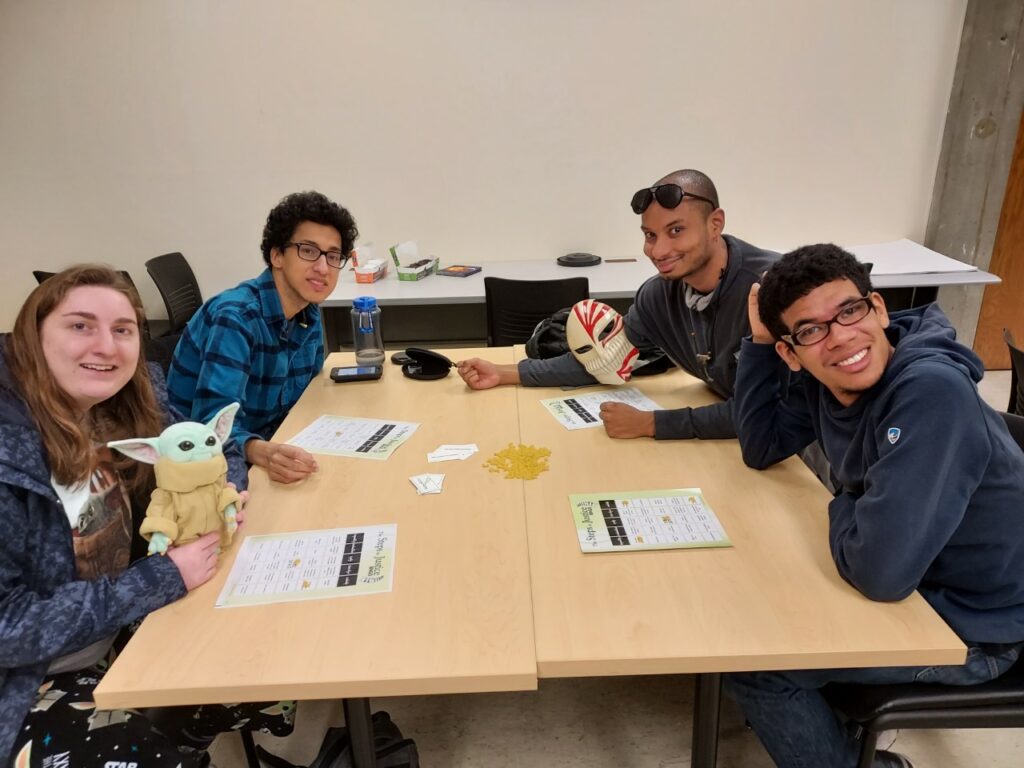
[167, 532, 221, 591]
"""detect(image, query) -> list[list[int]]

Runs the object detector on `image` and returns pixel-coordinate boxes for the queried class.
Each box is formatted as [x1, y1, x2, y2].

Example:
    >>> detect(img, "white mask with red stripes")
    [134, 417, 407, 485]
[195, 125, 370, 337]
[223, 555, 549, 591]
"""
[566, 300, 639, 385]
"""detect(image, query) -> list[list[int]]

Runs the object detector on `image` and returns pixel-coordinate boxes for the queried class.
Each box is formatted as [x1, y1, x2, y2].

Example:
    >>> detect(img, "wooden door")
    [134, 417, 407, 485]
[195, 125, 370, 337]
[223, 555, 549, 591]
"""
[975, 109, 1024, 368]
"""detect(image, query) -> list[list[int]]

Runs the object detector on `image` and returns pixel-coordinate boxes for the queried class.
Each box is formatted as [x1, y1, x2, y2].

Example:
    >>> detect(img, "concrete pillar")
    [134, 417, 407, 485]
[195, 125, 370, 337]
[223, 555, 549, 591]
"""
[928, 0, 1024, 345]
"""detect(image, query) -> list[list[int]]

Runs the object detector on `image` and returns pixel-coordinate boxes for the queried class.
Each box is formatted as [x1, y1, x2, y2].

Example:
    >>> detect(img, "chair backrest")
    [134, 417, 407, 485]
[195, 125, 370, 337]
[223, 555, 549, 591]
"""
[1005, 329, 1024, 417]
[145, 252, 203, 335]
[484, 276, 589, 347]
[143, 333, 181, 377]
[1001, 411, 1024, 450]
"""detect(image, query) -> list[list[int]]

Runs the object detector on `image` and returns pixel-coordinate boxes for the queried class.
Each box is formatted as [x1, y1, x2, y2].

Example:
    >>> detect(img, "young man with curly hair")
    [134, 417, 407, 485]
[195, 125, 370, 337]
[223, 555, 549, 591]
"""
[169, 191, 358, 484]
[725, 243, 1024, 768]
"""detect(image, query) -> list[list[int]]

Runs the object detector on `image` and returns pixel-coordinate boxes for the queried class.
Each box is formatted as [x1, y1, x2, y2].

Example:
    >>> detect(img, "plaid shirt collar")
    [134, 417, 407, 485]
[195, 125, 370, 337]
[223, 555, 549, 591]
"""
[254, 268, 319, 333]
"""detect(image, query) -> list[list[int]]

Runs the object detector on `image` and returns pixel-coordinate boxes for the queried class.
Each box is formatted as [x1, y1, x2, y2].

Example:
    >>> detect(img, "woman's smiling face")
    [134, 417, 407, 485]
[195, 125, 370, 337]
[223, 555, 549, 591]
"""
[40, 285, 141, 412]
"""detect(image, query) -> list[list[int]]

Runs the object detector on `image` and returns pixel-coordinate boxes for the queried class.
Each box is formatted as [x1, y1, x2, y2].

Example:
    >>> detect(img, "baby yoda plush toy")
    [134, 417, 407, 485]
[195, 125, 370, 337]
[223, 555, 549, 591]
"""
[108, 403, 242, 556]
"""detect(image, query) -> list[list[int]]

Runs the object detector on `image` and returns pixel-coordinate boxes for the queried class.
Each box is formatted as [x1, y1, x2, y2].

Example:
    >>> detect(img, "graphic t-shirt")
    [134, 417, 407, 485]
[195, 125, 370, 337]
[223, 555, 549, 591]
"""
[48, 452, 133, 673]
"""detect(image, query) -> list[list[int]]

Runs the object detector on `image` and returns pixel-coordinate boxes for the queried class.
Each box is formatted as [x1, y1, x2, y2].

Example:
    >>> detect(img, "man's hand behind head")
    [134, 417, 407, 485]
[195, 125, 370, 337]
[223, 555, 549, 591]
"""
[748, 284, 775, 345]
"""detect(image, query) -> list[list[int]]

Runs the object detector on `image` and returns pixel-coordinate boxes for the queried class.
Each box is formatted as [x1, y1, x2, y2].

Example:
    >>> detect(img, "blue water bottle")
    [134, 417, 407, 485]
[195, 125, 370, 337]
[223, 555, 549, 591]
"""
[351, 296, 385, 366]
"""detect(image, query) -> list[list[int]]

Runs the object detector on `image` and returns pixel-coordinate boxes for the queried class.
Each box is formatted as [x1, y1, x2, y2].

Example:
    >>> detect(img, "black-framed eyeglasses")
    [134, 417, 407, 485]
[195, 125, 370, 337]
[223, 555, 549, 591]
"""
[781, 297, 875, 347]
[286, 242, 350, 269]
[630, 183, 719, 215]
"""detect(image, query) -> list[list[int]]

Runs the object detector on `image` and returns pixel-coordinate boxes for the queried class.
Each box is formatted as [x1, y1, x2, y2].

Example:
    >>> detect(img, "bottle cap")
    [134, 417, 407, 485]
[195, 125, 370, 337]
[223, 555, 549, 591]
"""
[353, 296, 378, 311]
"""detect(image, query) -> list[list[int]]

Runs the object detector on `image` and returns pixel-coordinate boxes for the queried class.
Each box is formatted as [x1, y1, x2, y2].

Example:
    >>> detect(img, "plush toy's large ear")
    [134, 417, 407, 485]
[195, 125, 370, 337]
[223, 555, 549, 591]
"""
[208, 402, 241, 443]
[107, 438, 162, 465]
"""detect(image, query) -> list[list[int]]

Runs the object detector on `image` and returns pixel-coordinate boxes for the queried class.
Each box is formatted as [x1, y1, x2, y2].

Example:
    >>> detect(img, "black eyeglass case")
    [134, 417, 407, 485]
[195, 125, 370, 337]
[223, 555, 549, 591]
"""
[401, 347, 454, 380]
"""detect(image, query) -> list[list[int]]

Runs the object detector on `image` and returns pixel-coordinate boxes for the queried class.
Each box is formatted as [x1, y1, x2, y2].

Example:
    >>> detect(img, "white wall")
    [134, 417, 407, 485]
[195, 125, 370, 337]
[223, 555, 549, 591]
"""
[0, 0, 966, 330]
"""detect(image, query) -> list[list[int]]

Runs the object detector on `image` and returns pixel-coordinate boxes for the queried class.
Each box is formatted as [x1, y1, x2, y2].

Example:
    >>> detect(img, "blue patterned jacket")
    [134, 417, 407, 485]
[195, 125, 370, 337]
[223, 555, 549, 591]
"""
[0, 340, 246, 764]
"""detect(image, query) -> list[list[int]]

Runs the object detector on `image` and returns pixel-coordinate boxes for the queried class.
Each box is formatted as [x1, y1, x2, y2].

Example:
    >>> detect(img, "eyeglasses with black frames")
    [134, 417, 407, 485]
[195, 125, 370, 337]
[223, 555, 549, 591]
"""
[629, 183, 719, 215]
[286, 242, 350, 270]
[781, 296, 875, 347]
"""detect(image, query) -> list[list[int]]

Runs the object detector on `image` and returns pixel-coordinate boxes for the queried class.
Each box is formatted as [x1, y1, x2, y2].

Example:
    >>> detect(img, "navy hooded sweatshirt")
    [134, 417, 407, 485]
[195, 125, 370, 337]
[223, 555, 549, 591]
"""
[735, 304, 1024, 645]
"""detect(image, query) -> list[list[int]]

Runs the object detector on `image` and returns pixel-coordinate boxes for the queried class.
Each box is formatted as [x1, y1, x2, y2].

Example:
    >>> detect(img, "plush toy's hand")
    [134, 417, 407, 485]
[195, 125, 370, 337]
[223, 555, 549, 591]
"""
[224, 503, 238, 536]
[148, 532, 172, 556]
[226, 484, 248, 526]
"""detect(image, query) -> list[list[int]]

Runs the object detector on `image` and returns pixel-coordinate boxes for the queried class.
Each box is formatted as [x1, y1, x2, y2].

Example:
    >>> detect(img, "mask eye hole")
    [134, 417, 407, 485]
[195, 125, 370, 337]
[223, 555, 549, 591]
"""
[205, 436, 217, 447]
[178, 440, 194, 452]
[574, 344, 593, 354]
[597, 322, 613, 342]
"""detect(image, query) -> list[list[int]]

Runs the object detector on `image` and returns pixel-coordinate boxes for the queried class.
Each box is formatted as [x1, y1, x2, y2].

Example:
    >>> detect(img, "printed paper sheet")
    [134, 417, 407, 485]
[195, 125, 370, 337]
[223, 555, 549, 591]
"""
[287, 415, 419, 459]
[216, 525, 397, 607]
[540, 388, 662, 430]
[569, 489, 730, 552]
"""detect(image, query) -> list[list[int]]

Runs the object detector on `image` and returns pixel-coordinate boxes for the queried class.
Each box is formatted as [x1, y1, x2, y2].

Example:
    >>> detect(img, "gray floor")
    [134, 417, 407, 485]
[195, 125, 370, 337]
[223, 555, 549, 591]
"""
[210, 371, 1020, 767]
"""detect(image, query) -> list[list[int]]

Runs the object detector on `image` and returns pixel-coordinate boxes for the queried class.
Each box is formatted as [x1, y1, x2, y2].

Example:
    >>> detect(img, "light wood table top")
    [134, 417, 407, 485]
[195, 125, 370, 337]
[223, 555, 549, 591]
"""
[95, 348, 537, 709]
[95, 346, 966, 713]
[515, 354, 966, 678]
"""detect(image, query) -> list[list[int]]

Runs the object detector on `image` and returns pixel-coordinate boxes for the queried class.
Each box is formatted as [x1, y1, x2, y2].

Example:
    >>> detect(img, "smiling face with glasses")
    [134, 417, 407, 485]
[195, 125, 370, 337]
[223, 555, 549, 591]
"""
[776, 280, 893, 406]
[287, 242, 350, 270]
[270, 221, 345, 317]
[780, 296, 875, 347]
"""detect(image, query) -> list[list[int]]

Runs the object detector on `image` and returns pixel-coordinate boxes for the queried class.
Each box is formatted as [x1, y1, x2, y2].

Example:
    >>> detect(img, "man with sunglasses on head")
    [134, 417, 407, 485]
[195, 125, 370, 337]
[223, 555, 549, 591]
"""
[168, 190, 358, 484]
[725, 244, 1024, 768]
[457, 168, 779, 441]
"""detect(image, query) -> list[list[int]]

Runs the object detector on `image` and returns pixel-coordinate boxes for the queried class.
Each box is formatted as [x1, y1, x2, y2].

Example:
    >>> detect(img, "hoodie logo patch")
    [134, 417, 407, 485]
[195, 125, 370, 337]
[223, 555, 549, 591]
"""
[887, 427, 901, 445]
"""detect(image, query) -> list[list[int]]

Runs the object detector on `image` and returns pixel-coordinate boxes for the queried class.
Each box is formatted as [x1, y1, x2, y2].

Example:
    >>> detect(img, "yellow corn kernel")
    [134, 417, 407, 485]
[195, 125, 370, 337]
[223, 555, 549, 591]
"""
[483, 443, 552, 480]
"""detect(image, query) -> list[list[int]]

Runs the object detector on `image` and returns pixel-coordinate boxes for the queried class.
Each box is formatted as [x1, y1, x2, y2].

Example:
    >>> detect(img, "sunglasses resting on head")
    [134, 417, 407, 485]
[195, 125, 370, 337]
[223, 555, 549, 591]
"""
[630, 183, 719, 214]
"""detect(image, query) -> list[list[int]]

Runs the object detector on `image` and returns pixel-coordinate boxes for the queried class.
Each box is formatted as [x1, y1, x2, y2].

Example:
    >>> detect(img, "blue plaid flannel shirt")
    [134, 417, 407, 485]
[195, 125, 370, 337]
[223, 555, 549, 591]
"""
[167, 269, 324, 449]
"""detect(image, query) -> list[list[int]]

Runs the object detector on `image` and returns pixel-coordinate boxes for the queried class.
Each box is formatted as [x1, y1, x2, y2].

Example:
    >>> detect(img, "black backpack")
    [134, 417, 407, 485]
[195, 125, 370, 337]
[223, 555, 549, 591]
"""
[256, 711, 419, 768]
[525, 307, 572, 359]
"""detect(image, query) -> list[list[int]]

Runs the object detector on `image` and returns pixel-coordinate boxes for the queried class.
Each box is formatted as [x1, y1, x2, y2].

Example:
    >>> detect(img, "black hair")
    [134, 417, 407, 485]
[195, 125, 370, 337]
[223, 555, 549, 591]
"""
[758, 243, 873, 342]
[656, 168, 720, 211]
[260, 191, 359, 265]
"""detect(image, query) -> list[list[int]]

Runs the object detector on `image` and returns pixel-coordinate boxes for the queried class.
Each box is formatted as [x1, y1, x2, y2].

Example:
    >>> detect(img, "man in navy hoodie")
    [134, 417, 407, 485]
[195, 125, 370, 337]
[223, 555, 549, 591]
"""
[726, 243, 1024, 768]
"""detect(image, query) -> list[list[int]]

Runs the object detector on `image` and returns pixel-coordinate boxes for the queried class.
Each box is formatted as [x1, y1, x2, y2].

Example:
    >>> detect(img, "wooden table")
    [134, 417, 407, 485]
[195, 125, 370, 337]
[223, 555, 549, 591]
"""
[95, 348, 538, 767]
[96, 347, 966, 768]
[513, 355, 966, 767]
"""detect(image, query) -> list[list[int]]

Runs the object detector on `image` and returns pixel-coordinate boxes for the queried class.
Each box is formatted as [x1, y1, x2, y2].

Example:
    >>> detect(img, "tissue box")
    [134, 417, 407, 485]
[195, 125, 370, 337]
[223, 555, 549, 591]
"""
[389, 240, 438, 281]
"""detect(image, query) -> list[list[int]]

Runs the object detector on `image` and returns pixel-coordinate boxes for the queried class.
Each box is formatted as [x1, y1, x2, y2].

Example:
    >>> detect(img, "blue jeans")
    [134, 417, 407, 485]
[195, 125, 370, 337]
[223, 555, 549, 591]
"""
[723, 643, 1022, 768]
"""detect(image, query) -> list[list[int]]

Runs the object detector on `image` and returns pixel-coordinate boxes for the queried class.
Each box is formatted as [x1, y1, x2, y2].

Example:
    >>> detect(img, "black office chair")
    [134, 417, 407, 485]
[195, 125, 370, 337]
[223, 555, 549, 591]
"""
[1005, 329, 1024, 417]
[145, 252, 203, 335]
[823, 411, 1024, 768]
[484, 276, 589, 347]
[143, 333, 181, 378]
